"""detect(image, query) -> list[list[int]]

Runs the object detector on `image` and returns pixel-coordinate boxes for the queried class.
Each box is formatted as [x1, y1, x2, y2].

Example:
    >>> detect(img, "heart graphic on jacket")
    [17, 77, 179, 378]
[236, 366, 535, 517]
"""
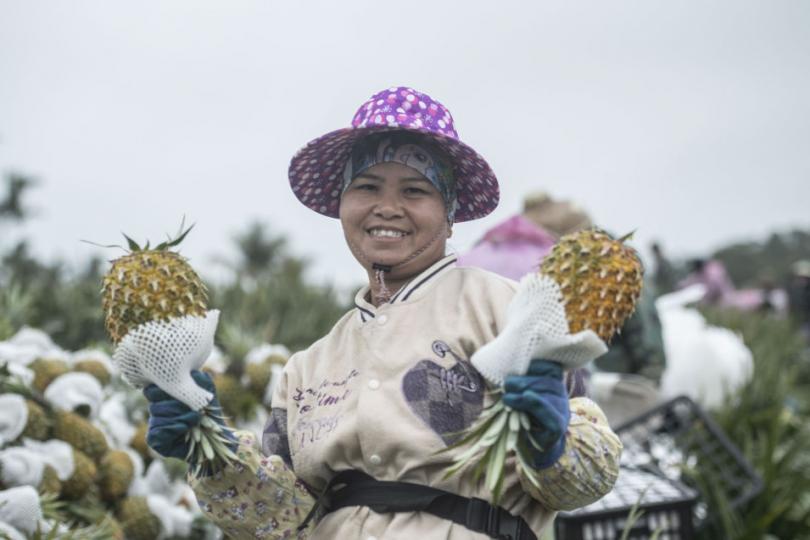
[402, 359, 485, 445]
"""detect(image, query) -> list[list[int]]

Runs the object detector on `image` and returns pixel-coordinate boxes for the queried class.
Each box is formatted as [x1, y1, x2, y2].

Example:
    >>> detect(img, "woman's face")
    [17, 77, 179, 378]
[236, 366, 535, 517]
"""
[339, 161, 450, 279]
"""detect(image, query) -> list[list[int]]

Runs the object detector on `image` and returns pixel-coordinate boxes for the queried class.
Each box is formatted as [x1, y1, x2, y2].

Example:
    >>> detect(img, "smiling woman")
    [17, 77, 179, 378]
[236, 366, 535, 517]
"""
[145, 86, 623, 540]
[340, 160, 451, 304]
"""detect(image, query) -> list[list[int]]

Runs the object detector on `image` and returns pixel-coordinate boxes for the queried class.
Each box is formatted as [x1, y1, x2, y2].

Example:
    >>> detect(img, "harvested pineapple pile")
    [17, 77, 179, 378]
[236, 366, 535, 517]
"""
[0, 327, 289, 539]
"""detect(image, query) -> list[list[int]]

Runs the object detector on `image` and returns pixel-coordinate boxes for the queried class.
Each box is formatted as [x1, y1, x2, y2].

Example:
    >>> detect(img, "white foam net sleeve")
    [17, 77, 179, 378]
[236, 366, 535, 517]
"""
[44, 372, 104, 419]
[0, 447, 44, 489]
[0, 486, 42, 535]
[0, 521, 26, 540]
[0, 394, 27, 446]
[22, 438, 75, 481]
[472, 273, 608, 386]
[98, 392, 137, 448]
[5, 364, 34, 387]
[246, 343, 290, 365]
[147, 493, 193, 540]
[70, 348, 116, 374]
[112, 310, 220, 411]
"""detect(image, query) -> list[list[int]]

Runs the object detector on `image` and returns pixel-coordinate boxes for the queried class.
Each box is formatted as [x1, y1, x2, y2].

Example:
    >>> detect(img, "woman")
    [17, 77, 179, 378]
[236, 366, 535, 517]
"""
[146, 87, 621, 539]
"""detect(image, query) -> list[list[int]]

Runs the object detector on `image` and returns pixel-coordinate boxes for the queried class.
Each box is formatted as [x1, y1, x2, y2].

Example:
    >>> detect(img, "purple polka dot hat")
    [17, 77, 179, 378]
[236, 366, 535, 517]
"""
[288, 86, 499, 223]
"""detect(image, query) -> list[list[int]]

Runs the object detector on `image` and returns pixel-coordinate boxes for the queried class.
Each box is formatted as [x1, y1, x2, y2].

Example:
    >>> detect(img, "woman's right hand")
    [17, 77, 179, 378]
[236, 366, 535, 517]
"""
[143, 370, 232, 460]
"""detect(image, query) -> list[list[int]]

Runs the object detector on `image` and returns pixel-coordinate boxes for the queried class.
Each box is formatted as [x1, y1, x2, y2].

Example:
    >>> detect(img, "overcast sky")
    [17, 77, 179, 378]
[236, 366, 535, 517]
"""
[1, 1, 808, 290]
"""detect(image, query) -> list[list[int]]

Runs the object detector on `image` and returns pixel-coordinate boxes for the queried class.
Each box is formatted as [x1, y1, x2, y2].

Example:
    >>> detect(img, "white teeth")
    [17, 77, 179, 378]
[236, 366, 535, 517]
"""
[369, 229, 407, 238]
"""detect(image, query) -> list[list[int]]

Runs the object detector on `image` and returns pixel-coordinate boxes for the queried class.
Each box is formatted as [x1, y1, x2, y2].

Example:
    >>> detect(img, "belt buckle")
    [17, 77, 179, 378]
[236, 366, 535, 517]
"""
[466, 497, 508, 538]
[495, 512, 524, 540]
[465, 497, 527, 540]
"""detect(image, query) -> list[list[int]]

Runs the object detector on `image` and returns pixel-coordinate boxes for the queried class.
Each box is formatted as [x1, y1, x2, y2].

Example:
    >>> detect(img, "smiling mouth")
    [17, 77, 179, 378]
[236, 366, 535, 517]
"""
[367, 227, 410, 239]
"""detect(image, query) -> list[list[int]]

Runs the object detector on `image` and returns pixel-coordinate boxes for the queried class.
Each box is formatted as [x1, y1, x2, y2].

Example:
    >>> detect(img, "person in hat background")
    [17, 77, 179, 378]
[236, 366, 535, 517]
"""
[144, 87, 621, 539]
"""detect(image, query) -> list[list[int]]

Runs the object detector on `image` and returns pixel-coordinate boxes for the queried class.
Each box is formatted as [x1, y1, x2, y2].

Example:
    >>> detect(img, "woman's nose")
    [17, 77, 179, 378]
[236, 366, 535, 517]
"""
[373, 191, 403, 218]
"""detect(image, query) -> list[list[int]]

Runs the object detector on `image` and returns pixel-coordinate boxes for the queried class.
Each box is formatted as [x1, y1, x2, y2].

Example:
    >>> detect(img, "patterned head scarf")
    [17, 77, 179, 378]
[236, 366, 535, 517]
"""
[342, 132, 458, 223]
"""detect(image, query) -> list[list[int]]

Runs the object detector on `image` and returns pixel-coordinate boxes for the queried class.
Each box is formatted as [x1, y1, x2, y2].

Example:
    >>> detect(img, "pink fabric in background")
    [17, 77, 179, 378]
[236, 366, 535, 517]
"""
[457, 215, 557, 281]
[457, 213, 589, 398]
[678, 260, 735, 305]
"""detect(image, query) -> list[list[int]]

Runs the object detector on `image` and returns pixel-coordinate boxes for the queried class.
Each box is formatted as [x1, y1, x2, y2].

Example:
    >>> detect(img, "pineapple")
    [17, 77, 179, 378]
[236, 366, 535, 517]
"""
[21, 399, 51, 441]
[540, 229, 643, 340]
[444, 228, 643, 503]
[29, 358, 70, 393]
[100, 225, 208, 345]
[100, 515, 126, 540]
[245, 354, 286, 400]
[245, 361, 273, 399]
[73, 360, 111, 386]
[99, 223, 238, 477]
[129, 421, 151, 463]
[214, 373, 258, 421]
[52, 410, 109, 461]
[62, 449, 98, 500]
[116, 496, 162, 540]
[38, 464, 62, 496]
[99, 450, 135, 502]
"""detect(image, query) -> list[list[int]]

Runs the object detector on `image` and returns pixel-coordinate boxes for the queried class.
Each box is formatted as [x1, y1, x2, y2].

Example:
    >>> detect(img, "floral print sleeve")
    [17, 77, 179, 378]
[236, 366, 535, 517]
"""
[188, 430, 316, 540]
[518, 397, 622, 511]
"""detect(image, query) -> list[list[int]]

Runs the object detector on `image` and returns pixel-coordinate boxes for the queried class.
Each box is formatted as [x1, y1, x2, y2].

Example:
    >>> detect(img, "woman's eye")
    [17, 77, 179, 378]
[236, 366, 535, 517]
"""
[405, 187, 428, 195]
[355, 183, 377, 191]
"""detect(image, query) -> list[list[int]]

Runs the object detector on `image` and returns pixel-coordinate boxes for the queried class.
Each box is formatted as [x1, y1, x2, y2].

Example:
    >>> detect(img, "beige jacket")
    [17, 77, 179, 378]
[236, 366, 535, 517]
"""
[190, 255, 621, 539]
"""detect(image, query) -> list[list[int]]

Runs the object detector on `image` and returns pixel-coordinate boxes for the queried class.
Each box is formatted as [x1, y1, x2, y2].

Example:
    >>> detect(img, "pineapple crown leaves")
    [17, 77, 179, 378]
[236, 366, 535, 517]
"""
[617, 230, 636, 243]
[581, 227, 644, 270]
[581, 227, 635, 243]
[81, 218, 194, 257]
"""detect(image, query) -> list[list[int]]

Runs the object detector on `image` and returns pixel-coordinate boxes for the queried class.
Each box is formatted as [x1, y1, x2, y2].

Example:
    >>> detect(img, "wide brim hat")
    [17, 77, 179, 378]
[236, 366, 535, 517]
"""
[288, 86, 499, 223]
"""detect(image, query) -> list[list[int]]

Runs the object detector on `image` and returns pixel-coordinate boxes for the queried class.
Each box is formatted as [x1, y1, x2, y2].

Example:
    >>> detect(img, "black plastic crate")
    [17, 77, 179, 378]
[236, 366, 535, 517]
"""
[613, 395, 763, 527]
[555, 467, 698, 540]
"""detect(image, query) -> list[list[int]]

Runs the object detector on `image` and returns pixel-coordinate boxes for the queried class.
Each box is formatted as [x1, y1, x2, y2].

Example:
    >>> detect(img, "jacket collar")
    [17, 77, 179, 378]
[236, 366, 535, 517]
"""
[354, 254, 458, 322]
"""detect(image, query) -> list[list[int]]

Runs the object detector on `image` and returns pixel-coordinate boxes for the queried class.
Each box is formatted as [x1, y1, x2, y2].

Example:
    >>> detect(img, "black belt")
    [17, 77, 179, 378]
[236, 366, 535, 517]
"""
[299, 470, 537, 540]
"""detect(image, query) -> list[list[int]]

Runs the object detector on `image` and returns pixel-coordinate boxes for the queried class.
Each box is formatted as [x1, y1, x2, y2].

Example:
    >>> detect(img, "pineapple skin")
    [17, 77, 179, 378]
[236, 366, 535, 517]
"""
[214, 373, 257, 421]
[52, 410, 110, 461]
[62, 449, 98, 500]
[30, 358, 70, 393]
[117, 496, 162, 540]
[22, 399, 51, 440]
[99, 450, 135, 501]
[101, 250, 208, 344]
[73, 359, 112, 386]
[245, 362, 273, 399]
[38, 464, 62, 496]
[540, 229, 643, 342]
[129, 421, 151, 462]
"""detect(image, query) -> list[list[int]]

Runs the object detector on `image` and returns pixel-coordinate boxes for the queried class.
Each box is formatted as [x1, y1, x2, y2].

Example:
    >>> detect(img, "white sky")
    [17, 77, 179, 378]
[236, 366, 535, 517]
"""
[1, 1, 808, 291]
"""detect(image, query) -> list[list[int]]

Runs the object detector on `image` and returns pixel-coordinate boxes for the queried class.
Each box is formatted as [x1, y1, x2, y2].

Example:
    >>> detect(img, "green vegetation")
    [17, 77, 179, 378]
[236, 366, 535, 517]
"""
[697, 308, 810, 539]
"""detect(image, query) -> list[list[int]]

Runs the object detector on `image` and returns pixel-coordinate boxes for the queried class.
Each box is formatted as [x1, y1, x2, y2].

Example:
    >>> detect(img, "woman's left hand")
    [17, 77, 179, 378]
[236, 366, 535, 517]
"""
[502, 359, 570, 469]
